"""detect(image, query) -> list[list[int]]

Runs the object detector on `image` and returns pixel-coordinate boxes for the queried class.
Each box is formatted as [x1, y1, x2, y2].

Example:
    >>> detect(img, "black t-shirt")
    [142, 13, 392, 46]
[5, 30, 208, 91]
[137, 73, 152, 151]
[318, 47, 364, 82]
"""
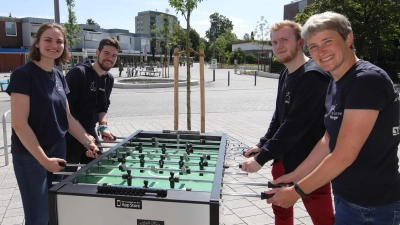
[325, 60, 400, 206]
[6, 61, 70, 153]
[255, 59, 331, 173]
[65, 61, 113, 136]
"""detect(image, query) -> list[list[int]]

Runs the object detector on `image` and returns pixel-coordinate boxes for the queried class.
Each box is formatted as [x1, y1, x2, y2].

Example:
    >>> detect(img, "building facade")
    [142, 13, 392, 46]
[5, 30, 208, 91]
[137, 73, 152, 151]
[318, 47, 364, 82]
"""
[0, 16, 27, 73]
[283, 0, 315, 20]
[135, 11, 179, 36]
[0, 16, 152, 72]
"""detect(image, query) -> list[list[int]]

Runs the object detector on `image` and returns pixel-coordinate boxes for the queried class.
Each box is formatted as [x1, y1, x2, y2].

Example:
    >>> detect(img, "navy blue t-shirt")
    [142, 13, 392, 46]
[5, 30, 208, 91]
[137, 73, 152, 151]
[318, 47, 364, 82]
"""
[6, 61, 70, 153]
[325, 60, 400, 206]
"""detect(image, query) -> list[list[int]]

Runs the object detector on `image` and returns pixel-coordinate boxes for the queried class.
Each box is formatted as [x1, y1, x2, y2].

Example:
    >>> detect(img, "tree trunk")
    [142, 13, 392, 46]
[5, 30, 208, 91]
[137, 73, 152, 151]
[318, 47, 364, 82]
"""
[186, 11, 191, 130]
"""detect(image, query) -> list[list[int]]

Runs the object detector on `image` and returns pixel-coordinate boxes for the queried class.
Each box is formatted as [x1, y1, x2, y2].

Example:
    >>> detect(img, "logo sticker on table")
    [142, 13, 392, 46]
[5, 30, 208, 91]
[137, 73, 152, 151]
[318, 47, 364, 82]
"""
[115, 198, 142, 209]
[137, 219, 165, 225]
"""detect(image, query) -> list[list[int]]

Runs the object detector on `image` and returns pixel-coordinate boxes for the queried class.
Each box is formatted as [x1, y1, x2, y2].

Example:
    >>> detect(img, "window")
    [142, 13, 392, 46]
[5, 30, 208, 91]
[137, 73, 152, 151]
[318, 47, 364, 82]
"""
[5, 22, 17, 36]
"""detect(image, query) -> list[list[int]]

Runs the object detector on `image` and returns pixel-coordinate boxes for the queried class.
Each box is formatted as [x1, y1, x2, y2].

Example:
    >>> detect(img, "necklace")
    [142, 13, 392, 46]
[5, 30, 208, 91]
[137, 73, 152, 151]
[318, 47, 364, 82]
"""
[46, 70, 55, 83]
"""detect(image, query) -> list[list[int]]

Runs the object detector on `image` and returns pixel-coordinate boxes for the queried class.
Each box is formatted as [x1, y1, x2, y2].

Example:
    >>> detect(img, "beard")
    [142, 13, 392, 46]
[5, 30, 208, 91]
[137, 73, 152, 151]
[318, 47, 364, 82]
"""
[276, 45, 298, 64]
[97, 56, 115, 71]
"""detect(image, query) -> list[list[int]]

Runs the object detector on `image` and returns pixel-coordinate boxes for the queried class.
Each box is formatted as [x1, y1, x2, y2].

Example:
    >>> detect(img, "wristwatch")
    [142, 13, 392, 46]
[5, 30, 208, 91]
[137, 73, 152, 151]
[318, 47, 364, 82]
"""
[294, 183, 308, 198]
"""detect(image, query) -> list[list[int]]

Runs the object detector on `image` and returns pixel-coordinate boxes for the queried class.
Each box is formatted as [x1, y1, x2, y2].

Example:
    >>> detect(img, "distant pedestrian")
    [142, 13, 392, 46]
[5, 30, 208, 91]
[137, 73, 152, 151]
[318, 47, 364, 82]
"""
[118, 59, 123, 77]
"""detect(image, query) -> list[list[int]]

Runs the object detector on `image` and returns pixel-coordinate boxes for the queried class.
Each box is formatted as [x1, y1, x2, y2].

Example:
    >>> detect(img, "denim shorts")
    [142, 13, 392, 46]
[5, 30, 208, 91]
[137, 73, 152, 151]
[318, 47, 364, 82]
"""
[334, 196, 400, 225]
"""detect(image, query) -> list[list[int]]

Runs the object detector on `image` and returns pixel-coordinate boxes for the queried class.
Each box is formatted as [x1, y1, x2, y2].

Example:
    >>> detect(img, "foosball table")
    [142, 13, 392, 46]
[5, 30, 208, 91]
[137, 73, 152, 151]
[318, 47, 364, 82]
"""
[49, 130, 277, 225]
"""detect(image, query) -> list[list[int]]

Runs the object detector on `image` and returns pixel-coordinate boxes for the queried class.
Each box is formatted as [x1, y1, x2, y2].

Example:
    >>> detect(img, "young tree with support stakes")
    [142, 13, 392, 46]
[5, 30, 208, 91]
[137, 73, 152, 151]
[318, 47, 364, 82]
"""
[169, 0, 205, 131]
[64, 0, 82, 69]
[253, 16, 269, 71]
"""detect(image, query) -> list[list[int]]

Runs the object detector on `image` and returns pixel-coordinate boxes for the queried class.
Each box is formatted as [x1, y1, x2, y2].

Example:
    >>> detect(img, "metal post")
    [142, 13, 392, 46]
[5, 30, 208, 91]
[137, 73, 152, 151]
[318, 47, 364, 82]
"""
[254, 71, 257, 86]
[228, 71, 230, 86]
[212, 25, 216, 82]
[2, 110, 11, 166]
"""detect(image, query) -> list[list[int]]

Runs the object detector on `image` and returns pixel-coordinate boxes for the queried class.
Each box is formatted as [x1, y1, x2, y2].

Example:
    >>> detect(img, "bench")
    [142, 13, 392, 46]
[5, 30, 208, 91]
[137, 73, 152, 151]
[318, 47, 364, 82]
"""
[139, 67, 161, 77]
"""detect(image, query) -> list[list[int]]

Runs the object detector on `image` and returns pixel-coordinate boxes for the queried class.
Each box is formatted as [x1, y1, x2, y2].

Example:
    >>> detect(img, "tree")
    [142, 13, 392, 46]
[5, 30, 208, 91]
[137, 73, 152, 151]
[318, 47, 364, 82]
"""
[189, 28, 201, 59]
[242, 33, 250, 41]
[151, 10, 177, 77]
[295, 0, 400, 60]
[205, 12, 234, 41]
[253, 16, 269, 71]
[86, 18, 98, 25]
[169, 0, 205, 130]
[64, 0, 82, 51]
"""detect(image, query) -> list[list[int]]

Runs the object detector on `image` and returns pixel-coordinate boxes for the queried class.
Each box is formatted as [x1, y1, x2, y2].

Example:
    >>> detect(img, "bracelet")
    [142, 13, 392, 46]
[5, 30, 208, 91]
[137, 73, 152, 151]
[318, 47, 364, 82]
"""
[83, 139, 92, 148]
[294, 183, 308, 198]
[98, 125, 109, 133]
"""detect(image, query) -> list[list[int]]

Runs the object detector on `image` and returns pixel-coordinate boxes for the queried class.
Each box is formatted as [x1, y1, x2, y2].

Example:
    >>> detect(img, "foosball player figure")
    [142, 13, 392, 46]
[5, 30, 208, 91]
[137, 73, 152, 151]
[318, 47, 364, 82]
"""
[179, 156, 185, 175]
[159, 157, 164, 174]
[161, 145, 167, 154]
[146, 150, 154, 160]
[200, 138, 206, 144]
[139, 154, 145, 173]
[186, 144, 194, 155]
[118, 153, 127, 171]
[199, 157, 206, 176]
[122, 170, 132, 186]
[169, 172, 179, 189]
[135, 143, 143, 153]
[143, 180, 149, 188]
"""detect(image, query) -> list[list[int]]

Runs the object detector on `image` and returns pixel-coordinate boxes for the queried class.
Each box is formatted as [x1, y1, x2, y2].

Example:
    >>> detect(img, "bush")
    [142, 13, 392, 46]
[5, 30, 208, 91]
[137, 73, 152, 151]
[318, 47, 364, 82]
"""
[245, 53, 256, 64]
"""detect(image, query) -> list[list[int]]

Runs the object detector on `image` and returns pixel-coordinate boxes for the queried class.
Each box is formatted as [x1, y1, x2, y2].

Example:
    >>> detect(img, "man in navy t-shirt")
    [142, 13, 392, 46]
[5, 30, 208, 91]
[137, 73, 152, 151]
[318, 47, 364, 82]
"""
[65, 37, 120, 172]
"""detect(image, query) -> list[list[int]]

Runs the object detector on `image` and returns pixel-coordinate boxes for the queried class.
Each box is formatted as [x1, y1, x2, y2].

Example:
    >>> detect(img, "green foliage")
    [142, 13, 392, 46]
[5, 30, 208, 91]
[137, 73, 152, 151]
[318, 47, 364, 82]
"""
[228, 47, 245, 64]
[214, 28, 238, 57]
[242, 33, 250, 41]
[64, 0, 82, 50]
[206, 12, 234, 41]
[189, 28, 200, 55]
[295, 0, 400, 58]
[245, 53, 256, 64]
[86, 18, 98, 25]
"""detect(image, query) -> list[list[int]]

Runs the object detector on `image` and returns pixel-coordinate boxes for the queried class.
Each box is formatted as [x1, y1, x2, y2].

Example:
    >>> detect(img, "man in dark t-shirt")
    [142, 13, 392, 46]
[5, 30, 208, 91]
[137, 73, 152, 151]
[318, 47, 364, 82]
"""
[241, 21, 335, 225]
[65, 37, 120, 173]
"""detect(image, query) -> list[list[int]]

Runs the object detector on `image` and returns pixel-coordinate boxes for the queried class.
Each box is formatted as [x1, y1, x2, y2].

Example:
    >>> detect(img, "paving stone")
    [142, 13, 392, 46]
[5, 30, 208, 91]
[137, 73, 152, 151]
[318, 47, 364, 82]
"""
[4, 208, 24, 217]
[1, 215, 24, 225]
[231, 205, 264, 218]
[241, 213, 275, 225]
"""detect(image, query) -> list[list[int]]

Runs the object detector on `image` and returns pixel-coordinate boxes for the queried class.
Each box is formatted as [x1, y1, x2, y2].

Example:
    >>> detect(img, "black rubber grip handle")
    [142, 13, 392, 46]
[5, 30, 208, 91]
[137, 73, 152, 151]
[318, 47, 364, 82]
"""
[268, 182, 294, 188]
[238, 164, 242, 168]
[261, 192, 274, 199]
[242, 150, 256, 157]
[58, 162, 66, 167]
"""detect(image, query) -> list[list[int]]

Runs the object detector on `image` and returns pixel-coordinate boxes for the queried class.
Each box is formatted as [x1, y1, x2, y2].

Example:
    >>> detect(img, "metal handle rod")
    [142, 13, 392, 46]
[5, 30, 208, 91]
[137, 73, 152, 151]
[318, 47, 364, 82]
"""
[107, 157, 217, 166]
[2, 110, 11, 166]
[223, 180, 270, 186]
[74, 164, 216, 174]
[65, 172, 215, 183]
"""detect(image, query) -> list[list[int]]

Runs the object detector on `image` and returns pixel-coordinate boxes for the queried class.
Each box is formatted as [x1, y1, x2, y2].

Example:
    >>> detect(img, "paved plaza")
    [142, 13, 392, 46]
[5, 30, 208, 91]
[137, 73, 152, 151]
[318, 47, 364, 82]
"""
[0, 63, 318, 225]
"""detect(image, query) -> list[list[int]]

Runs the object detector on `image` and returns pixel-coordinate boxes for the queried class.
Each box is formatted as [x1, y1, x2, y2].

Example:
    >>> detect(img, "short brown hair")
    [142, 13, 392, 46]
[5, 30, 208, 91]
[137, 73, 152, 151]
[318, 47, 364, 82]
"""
[98, 37, 120, 52]
[29, 23, 70, 66]
[270, 20, 302, 41]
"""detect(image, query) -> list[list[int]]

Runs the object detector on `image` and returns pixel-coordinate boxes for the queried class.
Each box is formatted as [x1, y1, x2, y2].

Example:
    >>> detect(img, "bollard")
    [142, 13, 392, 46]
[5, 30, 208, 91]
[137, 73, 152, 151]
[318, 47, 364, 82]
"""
[213, 70, 215, 82]
[254, 71, 257, 86]
[228, 71, 230, 86]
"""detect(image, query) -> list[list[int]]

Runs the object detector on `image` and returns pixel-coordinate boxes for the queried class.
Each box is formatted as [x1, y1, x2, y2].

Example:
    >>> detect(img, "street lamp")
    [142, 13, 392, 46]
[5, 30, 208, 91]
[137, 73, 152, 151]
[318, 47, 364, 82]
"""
[210, 19, 217, 81]
[82, 30, 88, 61]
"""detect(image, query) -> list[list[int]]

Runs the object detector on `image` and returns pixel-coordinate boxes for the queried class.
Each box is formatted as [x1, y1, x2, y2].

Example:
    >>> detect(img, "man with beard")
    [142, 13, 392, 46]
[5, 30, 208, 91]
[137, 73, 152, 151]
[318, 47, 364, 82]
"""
[65, 37, 120, 173]
[240, 21, 335, 225]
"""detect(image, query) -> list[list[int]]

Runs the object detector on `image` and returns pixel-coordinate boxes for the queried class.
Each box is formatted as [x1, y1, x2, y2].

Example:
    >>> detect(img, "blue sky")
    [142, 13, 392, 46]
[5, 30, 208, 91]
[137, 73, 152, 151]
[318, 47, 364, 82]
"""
[1, 0, 295, 40]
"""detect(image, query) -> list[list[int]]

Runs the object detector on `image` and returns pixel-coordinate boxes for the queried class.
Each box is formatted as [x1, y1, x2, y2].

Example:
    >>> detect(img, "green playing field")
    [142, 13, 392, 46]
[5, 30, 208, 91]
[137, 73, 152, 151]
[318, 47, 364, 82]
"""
[73, 145, 221, 191]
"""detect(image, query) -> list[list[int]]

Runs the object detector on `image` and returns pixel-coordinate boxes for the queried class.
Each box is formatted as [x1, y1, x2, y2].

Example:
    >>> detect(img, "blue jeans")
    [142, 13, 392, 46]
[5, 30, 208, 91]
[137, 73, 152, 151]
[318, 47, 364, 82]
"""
[334, 196, 400, 225]
[13, 137, 66, 225]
